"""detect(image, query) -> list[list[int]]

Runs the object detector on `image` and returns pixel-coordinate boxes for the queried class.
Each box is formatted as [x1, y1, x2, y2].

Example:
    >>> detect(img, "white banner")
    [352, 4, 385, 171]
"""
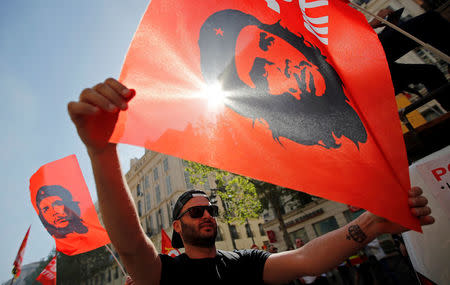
[403, 146, 450, 285]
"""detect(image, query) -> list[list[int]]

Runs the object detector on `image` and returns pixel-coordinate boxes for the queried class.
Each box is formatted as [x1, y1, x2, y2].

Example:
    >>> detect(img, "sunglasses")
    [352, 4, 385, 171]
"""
[176, 205, 219, 219]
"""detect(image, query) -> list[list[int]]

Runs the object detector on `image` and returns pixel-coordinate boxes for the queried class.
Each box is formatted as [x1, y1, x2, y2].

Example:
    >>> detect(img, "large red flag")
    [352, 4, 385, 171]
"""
[111, 0, 416, 229]
[161, 229, 180, 257]
[29, 155, 110, 255]
[36, 255, 57, 285]
[12, 225, 31, 278]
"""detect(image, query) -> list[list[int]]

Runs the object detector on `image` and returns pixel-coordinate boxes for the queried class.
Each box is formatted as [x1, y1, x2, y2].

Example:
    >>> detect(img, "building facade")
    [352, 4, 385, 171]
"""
[351, 0, 448, 132]
[262, 198, 365, 252]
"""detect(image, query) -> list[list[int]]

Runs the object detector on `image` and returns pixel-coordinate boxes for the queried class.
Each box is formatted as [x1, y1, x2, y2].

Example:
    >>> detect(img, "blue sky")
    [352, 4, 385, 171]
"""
[0, 0, 150, 281]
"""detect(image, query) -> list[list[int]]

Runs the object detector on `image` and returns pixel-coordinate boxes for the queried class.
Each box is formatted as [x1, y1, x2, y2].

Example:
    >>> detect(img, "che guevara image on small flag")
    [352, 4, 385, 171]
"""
[29, 155, 111, 255]
[110, 0, 417, 230]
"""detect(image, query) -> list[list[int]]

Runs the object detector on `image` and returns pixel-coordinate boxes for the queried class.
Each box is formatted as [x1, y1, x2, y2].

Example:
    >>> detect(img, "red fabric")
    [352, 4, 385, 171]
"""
[267, 230, 277, 243]
[348, 254, 367, 265]
[36, 255, 57, 285]
[29, 155, 110, 255]
[417, 272, 437, 285]
[12, 226, 31, 278]
[111, 0, 418, 230]
[161, 229, 180, 257]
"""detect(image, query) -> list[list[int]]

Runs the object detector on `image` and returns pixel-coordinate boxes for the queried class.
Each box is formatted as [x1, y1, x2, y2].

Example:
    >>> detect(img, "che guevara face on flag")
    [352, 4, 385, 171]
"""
[199, 9, 367, 149]
[114, 0, 415, 229]
[30, 155, 110, 255]
[36, 185, 88, 239]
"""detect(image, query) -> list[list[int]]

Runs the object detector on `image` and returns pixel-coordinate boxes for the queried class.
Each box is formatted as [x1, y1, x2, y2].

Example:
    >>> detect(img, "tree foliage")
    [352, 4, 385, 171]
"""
[185, 161, 262, 223]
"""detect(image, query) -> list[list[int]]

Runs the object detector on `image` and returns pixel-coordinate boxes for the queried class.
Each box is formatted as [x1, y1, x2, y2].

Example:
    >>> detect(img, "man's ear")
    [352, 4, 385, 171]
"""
[173, 220, 181, 234]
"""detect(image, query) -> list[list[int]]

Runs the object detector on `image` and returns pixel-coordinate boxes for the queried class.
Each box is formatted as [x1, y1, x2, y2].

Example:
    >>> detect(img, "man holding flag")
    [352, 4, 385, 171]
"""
[68, 0, 435, 283]
[68, 78, 433, 284]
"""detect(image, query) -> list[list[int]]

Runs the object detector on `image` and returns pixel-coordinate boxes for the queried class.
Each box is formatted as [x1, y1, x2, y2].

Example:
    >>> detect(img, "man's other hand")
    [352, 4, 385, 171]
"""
[373, 186, 435, 234]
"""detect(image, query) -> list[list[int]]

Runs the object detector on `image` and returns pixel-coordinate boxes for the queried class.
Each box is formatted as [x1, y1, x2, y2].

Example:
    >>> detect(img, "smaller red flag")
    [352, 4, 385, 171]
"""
[29, 155, 110, 255]
[12, 225, 31, 278]
[161, 229, 180, 257]
[36, 255, 57, 285]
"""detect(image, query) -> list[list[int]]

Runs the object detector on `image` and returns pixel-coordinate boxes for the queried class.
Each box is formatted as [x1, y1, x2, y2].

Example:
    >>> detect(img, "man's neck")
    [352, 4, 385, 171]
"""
[184, 244, 217, 259]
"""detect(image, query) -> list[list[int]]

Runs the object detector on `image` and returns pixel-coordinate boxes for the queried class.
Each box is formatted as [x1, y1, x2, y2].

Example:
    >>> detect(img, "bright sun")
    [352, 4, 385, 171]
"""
[199, 82, 228, 110]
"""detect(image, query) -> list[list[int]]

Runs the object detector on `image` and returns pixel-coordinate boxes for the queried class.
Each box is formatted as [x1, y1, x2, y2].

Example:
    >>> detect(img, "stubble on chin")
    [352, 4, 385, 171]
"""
[181, 220, 217, 248]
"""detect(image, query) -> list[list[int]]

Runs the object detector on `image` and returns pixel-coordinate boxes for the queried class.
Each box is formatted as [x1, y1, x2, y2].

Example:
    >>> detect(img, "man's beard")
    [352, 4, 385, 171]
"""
[180, 219, 217, 248]
[224, 57, 367, 149]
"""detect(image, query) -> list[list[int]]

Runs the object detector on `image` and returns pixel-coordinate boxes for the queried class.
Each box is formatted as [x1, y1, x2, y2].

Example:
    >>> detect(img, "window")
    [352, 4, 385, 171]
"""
[156, 209, 164, 229]
[229, 225, 240, 239]
[280, 205, 286, 215]
[289, 228, 309, 245]
[163, 158, 169, 171]
[137, 184, 142, 196]
[137, 200, 142, 217]
[159, 206, 165, 228]
[154, 167, 159, 180]
[313, 216, 339, 236]
[156, 185, 161, 203]
[145, 192, 151, 211]
[167, 203, 172, 221]
[258, 223, 266, 236]
[145, 215, 154, 236]
[156, 211, 161, 230]
[144, 175, 150, 189]
[245, 223, 253, 238]
[166, 176, 173, 194]
[149, 214, 154, 232]
[343, 209, 365, 223]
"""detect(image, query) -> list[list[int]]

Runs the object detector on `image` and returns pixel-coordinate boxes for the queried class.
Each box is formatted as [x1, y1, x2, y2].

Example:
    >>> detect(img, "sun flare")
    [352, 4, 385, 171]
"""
[199, 82, 228, 110]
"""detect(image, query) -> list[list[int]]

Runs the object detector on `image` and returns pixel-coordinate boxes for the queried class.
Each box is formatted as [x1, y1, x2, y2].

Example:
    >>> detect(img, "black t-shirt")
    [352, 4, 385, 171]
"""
[159, 249, 270, 285]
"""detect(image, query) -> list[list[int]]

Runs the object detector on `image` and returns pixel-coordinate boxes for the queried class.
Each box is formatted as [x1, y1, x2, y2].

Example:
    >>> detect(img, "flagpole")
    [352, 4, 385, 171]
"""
[104, 244, 127, 277]
[348, 2, 450, 63]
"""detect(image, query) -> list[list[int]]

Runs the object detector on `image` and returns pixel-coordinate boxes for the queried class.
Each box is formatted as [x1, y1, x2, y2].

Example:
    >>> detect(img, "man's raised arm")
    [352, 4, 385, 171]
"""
[263, 187, 434, 285]
[68, 78, 161, 285]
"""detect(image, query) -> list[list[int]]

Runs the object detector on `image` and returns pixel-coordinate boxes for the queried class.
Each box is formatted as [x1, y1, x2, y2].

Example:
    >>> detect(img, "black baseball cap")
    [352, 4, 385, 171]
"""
[171, 190, 210, 248]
